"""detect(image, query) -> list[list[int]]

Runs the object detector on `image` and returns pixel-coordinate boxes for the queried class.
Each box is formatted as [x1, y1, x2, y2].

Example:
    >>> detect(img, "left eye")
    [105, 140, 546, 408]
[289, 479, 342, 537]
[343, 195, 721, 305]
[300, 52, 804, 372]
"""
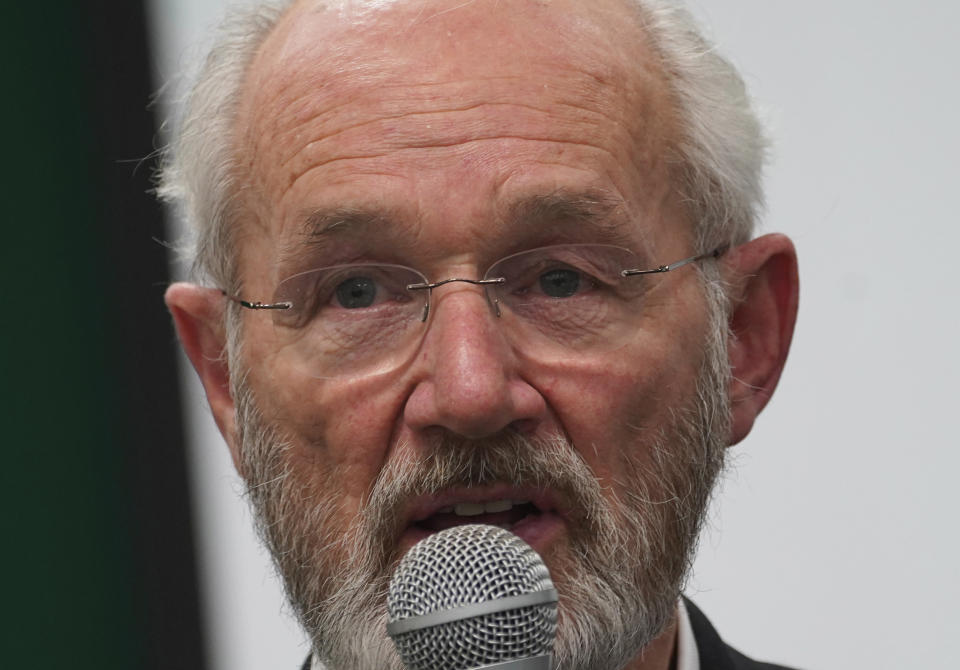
[334, 276, 378, 308]
[538, 268, 582, 298]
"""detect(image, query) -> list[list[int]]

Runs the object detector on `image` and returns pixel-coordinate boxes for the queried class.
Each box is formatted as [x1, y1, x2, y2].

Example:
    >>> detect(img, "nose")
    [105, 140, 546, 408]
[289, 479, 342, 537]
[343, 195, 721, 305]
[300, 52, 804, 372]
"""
[403, 283, 547, 439]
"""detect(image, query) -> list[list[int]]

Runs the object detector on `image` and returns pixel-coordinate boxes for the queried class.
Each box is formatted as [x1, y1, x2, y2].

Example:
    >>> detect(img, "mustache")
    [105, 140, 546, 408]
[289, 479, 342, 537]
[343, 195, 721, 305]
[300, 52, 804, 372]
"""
[360, 431, 613, 557]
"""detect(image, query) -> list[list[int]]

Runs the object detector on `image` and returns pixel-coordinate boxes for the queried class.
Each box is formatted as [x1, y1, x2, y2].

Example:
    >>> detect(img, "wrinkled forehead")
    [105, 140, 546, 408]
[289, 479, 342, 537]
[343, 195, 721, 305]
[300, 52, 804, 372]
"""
[238, 0, 672, 157]
[232, 0, 681, 257]
[254, 0, 654, 86]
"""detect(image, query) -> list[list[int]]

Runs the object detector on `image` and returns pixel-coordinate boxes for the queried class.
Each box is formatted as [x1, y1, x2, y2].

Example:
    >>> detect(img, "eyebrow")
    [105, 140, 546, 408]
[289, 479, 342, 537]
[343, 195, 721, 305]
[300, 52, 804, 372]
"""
[281, 206, 400, 259]
[504, 189, 630, 243]
[286, 189, 633, 263]
[271, 207, 392, 271]
[300, 206, 395, 240]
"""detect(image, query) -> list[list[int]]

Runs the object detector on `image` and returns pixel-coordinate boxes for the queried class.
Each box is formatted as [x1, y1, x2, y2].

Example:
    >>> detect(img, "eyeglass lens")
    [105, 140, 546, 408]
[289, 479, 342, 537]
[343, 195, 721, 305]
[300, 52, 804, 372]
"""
[269, 245, 669, 379]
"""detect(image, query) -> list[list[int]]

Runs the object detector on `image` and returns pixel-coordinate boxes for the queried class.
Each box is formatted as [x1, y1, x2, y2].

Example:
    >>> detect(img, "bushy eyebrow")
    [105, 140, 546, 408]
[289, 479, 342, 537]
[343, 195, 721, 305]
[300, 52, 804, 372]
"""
[270, 207, 389, 271]
[285, 189, 634, 264]
[504, 189, 631, 243]
[300, 206, 395, 240]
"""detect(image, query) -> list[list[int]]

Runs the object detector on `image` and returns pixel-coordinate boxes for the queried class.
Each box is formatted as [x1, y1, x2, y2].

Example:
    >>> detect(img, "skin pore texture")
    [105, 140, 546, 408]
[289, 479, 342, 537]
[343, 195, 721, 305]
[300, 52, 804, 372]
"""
[165, 0, 800, 668]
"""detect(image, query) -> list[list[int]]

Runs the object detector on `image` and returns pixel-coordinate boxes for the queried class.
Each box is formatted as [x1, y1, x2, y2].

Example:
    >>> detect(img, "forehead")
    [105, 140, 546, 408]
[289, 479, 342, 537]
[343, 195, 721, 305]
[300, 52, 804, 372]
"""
[233, 0, 683, 269]
[251, 0, 658, 103]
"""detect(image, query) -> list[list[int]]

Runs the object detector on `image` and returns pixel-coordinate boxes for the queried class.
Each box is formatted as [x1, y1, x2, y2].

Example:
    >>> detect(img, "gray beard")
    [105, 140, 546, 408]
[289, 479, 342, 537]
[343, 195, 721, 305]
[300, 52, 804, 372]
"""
[232, 297, 730, 670]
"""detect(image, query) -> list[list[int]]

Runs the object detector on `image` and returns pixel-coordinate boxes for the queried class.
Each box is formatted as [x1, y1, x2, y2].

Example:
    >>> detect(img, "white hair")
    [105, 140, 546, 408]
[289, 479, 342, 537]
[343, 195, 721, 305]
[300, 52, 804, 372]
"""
[156, 1, 292, 290]
[629, 1, 768, 253]
[157, 0, 766, 289]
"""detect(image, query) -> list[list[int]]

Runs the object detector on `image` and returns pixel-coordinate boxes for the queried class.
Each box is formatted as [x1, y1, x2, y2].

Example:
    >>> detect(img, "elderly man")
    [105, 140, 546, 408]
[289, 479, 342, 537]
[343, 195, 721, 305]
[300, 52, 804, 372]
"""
[161, 0, 799, 668]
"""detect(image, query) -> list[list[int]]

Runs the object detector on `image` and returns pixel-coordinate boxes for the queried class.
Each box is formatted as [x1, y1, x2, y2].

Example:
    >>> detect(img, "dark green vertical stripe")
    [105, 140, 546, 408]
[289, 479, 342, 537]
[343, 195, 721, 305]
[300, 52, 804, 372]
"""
[2, 2, 205, 668]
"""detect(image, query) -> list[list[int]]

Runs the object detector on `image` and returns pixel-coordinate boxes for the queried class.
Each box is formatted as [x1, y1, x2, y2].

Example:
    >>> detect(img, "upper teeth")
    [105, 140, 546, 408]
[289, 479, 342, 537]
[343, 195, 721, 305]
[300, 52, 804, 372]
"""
[437, 499, 528, 516]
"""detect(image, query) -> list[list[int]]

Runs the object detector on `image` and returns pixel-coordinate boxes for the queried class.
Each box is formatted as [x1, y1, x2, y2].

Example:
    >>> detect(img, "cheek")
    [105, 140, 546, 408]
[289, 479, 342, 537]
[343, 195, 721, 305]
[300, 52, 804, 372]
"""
[534, 335, 702, 483]
[243, 345, 406, 510]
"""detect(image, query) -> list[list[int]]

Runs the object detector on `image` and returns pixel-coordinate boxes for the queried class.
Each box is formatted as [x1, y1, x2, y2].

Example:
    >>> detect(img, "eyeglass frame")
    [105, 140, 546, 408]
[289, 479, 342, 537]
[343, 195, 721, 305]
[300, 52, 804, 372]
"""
[221, 244, 728, 319]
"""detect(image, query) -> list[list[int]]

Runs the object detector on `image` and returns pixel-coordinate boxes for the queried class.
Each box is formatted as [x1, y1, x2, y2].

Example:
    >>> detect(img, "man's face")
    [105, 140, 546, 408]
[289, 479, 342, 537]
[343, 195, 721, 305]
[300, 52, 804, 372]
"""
[228, 0, 728, 666]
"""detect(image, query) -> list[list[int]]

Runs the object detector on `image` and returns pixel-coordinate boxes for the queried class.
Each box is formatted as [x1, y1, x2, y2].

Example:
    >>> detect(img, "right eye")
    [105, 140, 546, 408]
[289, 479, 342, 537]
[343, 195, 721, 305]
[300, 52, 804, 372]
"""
[334, 276, 378, 308]
[275, 265, 415, 327]
[538, 267, 583, 298]
[274, 263, 430, 334]
[321, 268, 415, 313]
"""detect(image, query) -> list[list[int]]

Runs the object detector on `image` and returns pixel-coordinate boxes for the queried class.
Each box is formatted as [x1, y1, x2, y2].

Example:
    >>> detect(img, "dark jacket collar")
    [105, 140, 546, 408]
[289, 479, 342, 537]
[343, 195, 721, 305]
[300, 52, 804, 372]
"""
[684, 597, 799, 670]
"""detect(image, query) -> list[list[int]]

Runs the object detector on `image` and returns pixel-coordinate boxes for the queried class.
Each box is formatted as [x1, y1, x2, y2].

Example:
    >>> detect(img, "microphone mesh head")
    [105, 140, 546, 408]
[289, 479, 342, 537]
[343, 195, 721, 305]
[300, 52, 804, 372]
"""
[387, 524, 557, 670]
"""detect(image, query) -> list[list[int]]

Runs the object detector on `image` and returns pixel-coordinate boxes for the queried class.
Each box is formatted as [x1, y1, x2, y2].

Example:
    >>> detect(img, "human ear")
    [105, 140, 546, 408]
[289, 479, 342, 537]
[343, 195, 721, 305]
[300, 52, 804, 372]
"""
[722, 233, 799, 446]
[165, 282, 242, 471]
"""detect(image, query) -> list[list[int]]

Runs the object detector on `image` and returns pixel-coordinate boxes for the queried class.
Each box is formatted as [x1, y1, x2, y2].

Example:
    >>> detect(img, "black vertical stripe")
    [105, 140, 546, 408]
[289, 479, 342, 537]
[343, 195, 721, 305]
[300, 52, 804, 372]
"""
[87, 0, 209, 668]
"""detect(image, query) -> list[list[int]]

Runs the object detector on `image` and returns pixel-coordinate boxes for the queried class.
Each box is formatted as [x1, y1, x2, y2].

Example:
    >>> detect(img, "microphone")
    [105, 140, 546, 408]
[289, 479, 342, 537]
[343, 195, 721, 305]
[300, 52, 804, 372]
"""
[386, 524, 558, 670]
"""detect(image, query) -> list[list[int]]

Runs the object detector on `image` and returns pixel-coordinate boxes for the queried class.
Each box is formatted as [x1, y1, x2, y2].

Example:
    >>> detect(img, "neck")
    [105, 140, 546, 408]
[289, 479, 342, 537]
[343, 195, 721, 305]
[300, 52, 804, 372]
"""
[622, 611, 679, 670]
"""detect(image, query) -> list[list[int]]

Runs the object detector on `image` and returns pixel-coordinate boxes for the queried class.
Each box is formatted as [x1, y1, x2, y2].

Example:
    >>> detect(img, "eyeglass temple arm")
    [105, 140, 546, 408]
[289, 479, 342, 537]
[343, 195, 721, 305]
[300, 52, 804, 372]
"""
[221, 290, 292, 310]
[620, 245, 728, 277]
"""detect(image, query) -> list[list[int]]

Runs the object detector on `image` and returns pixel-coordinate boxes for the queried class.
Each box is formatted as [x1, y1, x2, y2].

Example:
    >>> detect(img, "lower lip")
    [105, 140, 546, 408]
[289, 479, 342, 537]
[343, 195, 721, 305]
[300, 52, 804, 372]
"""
[398, 511, 566, 558]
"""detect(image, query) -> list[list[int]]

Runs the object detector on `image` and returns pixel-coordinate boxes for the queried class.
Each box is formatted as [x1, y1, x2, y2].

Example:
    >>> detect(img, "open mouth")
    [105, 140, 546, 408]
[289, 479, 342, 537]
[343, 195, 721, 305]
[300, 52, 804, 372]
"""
[400, 489, 567, 554]
[413, 499, 542, 533]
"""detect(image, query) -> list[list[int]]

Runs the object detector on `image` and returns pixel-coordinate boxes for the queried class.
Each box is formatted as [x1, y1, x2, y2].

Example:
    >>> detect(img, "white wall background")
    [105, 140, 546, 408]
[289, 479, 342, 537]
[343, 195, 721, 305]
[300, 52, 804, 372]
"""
[147, 2, 960, 669]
